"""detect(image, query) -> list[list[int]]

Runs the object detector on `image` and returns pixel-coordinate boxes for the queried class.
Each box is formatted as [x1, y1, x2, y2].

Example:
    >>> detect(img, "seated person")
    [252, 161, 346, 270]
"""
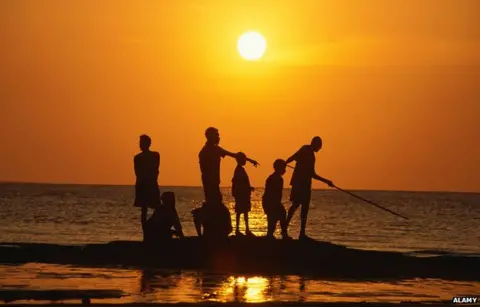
[143, 191, 184, 243]
[192, 202, 232, 238]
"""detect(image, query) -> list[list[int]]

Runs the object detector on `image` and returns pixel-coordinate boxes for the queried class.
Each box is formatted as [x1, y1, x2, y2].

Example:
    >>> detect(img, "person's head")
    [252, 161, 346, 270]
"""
[235, 152, 247, 166]
[161, 191, 176, 208]
[311, 136, 323, 152]
[273, 159, 287, 175]
[139, 134, 151, 152]
[205, 127, 220, 145]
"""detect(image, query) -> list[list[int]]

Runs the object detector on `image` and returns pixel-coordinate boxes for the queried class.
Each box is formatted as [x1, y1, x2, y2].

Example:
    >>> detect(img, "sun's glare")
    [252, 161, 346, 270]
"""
[237, 31, 267, 61]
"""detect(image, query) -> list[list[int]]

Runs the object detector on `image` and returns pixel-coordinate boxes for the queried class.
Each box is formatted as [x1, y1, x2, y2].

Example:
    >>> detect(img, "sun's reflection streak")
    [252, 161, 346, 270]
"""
[245, 277, 271, 302]
[214, 276, 272, 302]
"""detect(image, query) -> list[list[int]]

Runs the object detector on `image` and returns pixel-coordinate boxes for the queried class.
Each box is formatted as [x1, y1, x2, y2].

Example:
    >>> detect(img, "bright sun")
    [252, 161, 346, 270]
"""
[237, 31, 267, 61]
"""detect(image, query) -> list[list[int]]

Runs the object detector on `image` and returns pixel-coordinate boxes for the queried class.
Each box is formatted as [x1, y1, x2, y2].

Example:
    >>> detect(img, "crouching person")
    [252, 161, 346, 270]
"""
[262, 159, 291, 239]
[192, 202, 232, 239]
[144, 191, 184, 244]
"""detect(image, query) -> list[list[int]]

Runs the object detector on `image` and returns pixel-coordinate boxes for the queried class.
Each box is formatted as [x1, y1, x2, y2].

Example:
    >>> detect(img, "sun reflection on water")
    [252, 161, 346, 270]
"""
[226, 198, 276, 237]
[1, 264, 479, 304]
[221, 276, 271, 303]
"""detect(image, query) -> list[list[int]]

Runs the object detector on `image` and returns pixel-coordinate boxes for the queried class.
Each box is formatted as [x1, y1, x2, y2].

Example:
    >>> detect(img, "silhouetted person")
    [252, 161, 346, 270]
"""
[134, 135, 160, 239]
[285, 136, 334, 240]
[195, 127, 258, 239]
[262, 159, 290, 239]
[199, 127, 258, 206]
[192, 200, 233, 239]
[143, 192, 184, 243]
[232, 152, 255, 237]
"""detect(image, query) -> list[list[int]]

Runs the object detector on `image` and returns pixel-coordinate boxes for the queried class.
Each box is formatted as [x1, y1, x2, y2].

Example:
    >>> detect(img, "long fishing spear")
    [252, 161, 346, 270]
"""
[286, 164, 409, 220]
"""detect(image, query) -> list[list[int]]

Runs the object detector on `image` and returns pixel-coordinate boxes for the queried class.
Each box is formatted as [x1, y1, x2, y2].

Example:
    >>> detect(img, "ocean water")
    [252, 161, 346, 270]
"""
[0, 183, 479, 254]
[0, 183, 479, 304]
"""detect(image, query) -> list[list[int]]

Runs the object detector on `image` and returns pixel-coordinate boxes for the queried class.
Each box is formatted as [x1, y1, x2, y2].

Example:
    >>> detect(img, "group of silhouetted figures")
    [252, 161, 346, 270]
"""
[134, 127, 334, 243]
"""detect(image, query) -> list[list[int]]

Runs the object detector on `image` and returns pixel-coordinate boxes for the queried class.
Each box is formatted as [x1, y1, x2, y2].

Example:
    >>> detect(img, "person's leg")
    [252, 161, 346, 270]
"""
[285, 202, 300, 228]
[300, 202, 309, 237]
[141, 205, 148, 224]
[201, 177, 209, 203]
[235, 213, 241, 234]
[278, 207, 290, 238]
[192, 208, 203, 236]
[266, 215, 275, 237]
[299, 190, 312, 238]
[141, 206, 148, 241]
[245, 213, 255, 236]
[213, 185, 223, 205]
[286, 184, 301, 228]
[203, 185, 212, 205]
[203, 179, 222, 205]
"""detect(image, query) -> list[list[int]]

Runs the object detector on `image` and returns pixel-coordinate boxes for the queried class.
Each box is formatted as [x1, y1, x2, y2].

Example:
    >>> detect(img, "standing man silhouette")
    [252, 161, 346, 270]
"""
[199, 127, 258, 206]
[134, 134, 160, 240]
[285, 136, 334, 240]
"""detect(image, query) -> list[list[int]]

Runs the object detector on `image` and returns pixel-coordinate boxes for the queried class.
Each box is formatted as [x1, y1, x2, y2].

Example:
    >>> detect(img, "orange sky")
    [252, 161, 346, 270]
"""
[1, 0, 479, 192]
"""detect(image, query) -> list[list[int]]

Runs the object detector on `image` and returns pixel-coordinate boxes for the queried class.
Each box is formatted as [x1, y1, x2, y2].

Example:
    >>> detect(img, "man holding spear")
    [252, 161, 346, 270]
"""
[284, 136, 409, 240]
[285, 136, 334, 240]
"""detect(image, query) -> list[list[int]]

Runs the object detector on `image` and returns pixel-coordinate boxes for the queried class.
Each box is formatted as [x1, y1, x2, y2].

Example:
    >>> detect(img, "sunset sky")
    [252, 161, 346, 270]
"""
[1, 1, 479, 192]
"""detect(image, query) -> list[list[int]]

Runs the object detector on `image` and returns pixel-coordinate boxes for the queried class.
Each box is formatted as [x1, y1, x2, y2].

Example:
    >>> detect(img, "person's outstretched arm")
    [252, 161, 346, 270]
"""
[245, 156, 259, 167]
[286, 147, 302, 165]
[313, 172, 334, 187]
[220, 147, 259, 167]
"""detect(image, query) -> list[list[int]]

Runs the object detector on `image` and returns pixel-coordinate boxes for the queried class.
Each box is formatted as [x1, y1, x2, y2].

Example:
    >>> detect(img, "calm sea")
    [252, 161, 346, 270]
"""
[0, 183, 479, 304]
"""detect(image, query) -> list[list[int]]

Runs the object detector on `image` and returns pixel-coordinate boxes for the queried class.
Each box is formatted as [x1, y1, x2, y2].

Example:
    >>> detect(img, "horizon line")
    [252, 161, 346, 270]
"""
[0, 180, 478, 195]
